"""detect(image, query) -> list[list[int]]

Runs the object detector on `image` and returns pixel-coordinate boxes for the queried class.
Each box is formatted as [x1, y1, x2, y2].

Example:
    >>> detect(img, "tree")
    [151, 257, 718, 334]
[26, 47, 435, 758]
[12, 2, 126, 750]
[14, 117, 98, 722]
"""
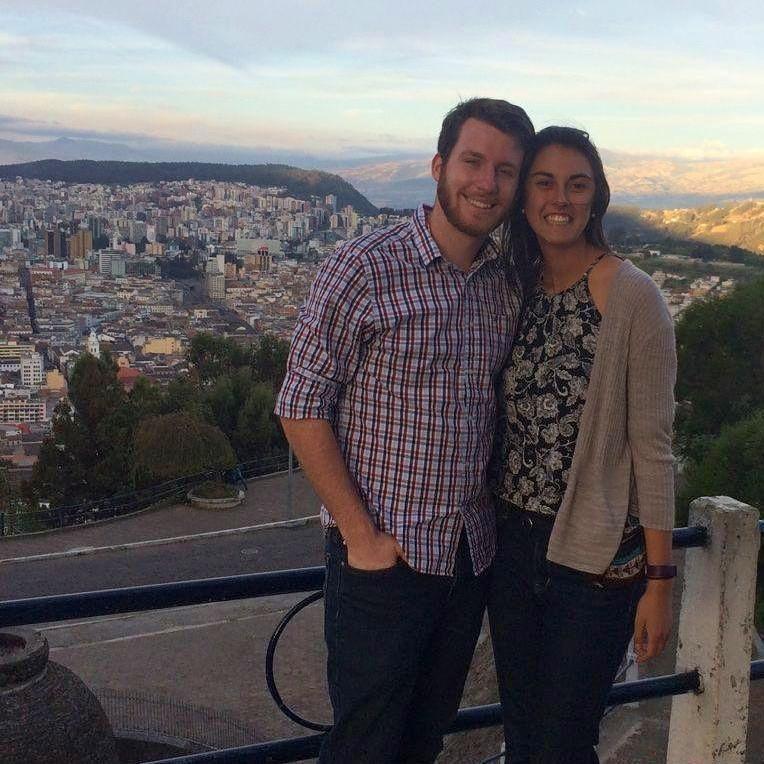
[28, 401, 90, 506]
[233, 383, 279, 459]
[688, 242, 714, 261]
[187, 333, 249, 383]
[678, 409, 764, 523]
[133, 412, 236, 484]
[251, 334, 290, 393]
[129, 376, 165, 420]
[68, 351, 124, 434]
[678, 409, 764, 628]
[0, 461, 12, 512]
[202, 374, 240, 438]
[163, 376, 204, 418]
[29, 353, 136, 507]
[727, 245, 746, 264]
[674, 277, 764, 461]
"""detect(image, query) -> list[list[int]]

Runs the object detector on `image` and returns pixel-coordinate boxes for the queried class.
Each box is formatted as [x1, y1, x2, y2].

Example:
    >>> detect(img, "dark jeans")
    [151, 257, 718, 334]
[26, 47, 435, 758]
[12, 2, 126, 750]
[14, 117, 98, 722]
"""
[488, 511, 645, 764]
[319, 527, 489, 764]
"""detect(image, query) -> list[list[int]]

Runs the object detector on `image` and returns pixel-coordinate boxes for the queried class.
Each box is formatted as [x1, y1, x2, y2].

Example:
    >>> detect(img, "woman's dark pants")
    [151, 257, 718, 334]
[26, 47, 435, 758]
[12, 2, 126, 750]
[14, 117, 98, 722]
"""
[488, 511, 645, 764]
[319, 528, 489, 764]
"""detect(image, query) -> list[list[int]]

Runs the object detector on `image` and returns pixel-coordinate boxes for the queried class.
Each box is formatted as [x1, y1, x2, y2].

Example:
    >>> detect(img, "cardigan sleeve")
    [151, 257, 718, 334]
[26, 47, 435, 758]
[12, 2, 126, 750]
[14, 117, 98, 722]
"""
[626, 279, 677, 530]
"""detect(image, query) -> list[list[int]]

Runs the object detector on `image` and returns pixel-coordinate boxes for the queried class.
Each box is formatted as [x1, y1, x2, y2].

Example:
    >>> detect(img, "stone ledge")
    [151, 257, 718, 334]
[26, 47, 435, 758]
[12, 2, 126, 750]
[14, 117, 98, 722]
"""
[185, 490, 245, 510]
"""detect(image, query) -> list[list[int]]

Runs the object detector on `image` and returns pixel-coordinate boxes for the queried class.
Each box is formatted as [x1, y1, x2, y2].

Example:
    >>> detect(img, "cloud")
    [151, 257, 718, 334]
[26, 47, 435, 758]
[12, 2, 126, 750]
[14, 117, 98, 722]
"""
[0, 1, 762, 157]
[0, 114, 161, 143]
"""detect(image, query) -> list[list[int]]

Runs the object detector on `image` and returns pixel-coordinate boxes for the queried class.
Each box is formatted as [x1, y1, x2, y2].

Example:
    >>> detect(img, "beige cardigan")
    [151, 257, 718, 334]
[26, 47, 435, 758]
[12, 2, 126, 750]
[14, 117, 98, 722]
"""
[547, 259, 677, 574]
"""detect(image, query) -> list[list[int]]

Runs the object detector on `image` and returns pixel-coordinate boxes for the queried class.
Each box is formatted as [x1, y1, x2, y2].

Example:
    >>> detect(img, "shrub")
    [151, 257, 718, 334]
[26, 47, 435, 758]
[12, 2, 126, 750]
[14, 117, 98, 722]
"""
[133, 412, 236, 484]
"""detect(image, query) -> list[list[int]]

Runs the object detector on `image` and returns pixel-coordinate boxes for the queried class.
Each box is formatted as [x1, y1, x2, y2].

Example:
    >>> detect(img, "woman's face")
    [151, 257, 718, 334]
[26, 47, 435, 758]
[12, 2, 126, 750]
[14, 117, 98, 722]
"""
[523, 144, 596, 250]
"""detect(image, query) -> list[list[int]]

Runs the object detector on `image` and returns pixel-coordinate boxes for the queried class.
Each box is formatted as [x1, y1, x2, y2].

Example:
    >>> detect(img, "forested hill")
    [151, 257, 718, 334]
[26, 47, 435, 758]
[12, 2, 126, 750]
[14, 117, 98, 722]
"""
[0, 159, 378, 215]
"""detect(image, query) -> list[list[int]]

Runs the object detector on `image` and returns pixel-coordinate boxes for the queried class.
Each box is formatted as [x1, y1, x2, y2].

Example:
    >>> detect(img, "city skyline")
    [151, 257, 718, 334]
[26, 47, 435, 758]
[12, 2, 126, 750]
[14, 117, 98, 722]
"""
[0, 1, 763, 163]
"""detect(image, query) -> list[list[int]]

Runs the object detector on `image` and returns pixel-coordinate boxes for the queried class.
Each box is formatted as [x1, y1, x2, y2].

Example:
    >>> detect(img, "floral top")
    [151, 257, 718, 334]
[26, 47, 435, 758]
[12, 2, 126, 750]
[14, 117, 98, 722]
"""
[492, 262, 645, 581]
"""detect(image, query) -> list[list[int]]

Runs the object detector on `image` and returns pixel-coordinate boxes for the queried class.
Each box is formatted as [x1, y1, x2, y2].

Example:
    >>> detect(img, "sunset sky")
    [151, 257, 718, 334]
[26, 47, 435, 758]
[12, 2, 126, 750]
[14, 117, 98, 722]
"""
[1, 0, 762, 160]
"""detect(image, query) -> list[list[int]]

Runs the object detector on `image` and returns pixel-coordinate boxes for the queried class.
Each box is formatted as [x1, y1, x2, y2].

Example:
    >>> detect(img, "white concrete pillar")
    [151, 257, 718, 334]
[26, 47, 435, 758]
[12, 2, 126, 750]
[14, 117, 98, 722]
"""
[667, 496, 761, 764]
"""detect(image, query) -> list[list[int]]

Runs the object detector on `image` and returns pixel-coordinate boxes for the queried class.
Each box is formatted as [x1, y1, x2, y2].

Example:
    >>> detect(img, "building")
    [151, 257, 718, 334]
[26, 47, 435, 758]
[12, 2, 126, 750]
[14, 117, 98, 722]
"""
[0, 340, 36, 361]
[86, 330, 100, 357]
[68, 228, 93, 261]
[0, 228, 21, 249]
[142, 337, 183, 355]
[204, 259, 226, 300]
[47, 228, 67, 260]
[116, 366, 142, 392]
[43, 369, 67, 392]
[0, 394, 46, 423]
[98, 250, 126, 277]
[20, 353, 44, 387]
[236, 238, 283, 257]
[87, 215, 104, 241]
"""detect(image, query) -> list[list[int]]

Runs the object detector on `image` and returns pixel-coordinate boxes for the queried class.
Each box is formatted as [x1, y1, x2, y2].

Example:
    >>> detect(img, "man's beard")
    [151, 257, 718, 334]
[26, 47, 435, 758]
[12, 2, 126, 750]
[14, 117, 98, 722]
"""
[436, 177, 501, 239]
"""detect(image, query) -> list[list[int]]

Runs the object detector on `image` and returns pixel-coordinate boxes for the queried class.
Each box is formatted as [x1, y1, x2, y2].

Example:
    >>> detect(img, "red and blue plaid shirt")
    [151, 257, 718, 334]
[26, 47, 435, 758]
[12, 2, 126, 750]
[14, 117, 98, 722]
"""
[275, 205, 520, 575]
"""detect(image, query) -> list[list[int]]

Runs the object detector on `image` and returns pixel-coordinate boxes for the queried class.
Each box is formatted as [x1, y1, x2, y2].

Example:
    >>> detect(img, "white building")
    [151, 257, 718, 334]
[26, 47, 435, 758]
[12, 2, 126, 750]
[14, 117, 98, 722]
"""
[204, 259, 226, 300]
[20, 353, 44, 387]
[87, 329, 100, 357]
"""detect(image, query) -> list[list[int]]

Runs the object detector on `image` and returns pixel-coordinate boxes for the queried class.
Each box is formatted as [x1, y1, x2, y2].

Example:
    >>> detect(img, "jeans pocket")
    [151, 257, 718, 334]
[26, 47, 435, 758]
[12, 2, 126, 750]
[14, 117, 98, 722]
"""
[344, 559, 404, 578]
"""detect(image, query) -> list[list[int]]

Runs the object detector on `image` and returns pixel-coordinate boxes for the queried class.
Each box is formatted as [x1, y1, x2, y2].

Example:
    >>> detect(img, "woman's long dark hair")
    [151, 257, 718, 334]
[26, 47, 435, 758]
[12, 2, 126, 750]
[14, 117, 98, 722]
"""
[501, 126, 611, 306]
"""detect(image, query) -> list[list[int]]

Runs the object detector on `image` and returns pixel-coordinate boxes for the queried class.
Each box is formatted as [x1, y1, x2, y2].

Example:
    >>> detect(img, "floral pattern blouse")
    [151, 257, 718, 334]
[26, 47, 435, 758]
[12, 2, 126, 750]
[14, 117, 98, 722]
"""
[492, 264, 645, 580]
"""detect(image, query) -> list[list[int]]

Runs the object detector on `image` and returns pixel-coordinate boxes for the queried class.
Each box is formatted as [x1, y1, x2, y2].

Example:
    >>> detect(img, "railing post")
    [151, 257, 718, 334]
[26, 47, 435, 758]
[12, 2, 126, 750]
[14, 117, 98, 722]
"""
[667, 496, 761, 764]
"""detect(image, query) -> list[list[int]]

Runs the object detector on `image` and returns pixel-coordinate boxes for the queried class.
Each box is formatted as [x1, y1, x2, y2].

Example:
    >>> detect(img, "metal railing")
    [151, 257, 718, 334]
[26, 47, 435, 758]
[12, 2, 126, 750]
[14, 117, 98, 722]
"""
[2, 521, 762, 763]
[94, 688, 257, 753]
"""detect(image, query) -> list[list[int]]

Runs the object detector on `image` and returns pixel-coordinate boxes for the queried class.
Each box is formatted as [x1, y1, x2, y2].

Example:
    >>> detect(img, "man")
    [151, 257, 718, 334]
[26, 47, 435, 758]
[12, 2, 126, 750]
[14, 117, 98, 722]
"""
[276, 98, 534, 763]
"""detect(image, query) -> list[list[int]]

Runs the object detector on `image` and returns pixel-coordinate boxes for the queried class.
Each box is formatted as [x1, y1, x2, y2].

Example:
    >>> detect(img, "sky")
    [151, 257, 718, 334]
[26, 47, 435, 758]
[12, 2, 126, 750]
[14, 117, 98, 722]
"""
[0, 0, 762, 161]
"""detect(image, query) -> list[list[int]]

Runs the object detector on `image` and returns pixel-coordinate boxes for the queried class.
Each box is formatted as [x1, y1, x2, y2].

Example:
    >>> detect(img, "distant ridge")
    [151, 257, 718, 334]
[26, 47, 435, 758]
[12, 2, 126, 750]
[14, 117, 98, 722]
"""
[606, 200, 764, 254]
[0, 159, 378, 215]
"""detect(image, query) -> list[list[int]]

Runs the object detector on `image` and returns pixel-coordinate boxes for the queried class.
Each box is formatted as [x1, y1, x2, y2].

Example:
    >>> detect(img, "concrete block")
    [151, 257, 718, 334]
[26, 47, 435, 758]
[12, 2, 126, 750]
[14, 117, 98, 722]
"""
[667, 496, 761, 764]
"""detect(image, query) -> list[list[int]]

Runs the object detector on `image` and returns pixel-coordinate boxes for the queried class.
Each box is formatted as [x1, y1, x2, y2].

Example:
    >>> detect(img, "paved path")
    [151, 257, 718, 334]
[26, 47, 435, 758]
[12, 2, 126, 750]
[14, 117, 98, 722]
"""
[0, 471, 319, 563]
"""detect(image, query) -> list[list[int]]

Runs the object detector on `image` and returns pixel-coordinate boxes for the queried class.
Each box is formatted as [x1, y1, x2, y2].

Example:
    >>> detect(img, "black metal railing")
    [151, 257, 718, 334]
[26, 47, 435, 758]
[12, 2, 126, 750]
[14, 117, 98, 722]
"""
[1, 522, 762, 764]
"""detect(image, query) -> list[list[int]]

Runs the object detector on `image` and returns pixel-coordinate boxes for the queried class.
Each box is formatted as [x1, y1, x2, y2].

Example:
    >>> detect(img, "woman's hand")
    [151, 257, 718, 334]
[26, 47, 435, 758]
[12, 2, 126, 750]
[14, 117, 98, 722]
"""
[633, 579, 673, 663]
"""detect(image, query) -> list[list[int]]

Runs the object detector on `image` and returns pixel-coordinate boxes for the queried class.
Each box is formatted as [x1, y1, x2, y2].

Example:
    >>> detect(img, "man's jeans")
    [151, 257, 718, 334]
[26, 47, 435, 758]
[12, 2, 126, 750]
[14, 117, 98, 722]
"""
[488, 511, 645, 764]
[319, 527, 489, 764]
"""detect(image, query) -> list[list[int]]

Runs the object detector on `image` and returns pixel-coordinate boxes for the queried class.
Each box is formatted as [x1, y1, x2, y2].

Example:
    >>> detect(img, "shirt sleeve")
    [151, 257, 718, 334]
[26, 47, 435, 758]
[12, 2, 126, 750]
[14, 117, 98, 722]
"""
[274, 245, 372, 421]
[627, 281, 677, 530]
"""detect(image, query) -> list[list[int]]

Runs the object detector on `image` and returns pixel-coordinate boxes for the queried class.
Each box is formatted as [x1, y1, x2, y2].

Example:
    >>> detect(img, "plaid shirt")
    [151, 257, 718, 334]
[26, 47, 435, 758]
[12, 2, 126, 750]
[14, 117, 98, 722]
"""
[275, 205, 520, 575]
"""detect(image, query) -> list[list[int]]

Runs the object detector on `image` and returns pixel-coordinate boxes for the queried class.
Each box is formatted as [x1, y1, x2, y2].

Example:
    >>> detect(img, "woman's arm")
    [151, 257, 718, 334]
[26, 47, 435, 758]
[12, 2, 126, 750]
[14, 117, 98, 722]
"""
[626, 276, 678, 661]
[634, 527, 674, 662]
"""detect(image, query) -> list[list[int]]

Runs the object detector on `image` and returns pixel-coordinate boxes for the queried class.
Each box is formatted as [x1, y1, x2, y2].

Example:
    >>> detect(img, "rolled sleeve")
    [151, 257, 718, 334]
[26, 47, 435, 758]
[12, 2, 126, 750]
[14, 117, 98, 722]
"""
[275, 246, 372, 421]
[627, 289, 677, 530]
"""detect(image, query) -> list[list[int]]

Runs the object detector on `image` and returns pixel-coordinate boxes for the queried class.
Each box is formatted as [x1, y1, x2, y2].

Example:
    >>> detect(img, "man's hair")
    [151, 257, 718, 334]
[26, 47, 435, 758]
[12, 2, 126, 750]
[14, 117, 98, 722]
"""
[437, 98, 535, 161]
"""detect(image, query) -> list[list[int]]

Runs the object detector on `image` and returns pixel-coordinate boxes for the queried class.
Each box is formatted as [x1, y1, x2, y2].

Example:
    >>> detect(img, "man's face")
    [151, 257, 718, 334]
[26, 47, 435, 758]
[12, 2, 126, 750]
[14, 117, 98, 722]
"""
[431, 118, 524, 240]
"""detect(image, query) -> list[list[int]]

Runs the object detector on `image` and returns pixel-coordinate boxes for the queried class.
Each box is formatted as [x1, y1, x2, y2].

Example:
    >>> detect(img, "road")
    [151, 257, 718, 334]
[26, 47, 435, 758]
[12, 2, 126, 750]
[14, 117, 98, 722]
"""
[0, 523, 325, 600]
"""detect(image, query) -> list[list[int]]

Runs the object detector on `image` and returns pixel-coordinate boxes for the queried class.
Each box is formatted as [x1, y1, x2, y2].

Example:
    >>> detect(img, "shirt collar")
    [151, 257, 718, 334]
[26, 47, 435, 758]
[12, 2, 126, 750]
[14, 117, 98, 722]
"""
[411, 204, 502, 269]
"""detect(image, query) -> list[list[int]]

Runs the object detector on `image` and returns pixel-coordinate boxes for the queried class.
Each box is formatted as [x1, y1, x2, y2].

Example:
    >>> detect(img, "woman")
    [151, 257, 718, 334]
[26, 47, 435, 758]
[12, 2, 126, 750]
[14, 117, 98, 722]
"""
[489, 126, 677, 764]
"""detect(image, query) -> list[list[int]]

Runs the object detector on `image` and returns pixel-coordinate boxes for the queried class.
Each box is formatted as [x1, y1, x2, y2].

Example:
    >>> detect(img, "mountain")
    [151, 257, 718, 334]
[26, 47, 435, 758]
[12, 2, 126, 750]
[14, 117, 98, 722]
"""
[0, 159, 377, 215]
[335, 152, 764, 210]
[335, 158, 434, 209]
[610, 200, 764, 254]
[0, 137, 151, 164]
[600, 152, 764, 208]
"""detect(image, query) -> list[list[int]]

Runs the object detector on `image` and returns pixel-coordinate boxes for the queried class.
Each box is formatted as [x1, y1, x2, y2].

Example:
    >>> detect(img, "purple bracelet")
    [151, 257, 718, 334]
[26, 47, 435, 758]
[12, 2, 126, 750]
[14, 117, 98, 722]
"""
[645, 564, 677, 580]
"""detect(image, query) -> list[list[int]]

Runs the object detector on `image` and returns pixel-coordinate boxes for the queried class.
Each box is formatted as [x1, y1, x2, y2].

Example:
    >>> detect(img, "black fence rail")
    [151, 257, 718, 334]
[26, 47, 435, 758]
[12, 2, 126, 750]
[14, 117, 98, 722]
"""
[0, 453, 291, 537]
[1, 522, 761, 764]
